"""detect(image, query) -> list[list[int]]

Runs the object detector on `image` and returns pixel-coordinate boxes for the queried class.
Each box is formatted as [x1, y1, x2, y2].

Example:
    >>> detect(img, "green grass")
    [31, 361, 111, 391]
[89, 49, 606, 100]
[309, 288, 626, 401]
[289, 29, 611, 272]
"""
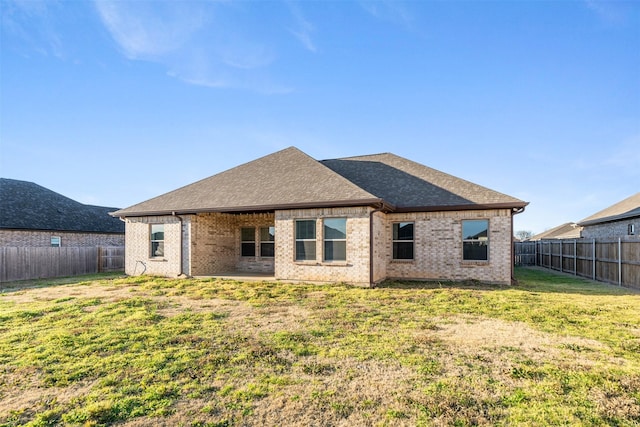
[1, 267, 639, 426]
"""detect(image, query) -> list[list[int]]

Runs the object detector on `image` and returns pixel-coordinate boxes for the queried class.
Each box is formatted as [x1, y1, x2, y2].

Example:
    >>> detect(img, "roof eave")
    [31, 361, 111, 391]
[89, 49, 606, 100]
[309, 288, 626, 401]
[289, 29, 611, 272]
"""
[392, 201, 529, 213]
[578, 211, 640, 227]
[0, 226, 124, 234]
[112, 198, 392, 218]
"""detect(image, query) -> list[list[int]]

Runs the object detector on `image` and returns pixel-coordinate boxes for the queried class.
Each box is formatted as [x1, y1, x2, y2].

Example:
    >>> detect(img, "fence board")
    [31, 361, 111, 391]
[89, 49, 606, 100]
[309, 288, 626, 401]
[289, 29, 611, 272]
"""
[0, 246, 123, 283]
[515, 239, 640, 289]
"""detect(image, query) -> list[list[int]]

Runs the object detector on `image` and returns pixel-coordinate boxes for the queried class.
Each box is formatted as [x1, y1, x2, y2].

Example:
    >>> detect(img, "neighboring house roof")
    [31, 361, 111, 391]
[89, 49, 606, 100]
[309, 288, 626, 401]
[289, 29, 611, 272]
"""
[578, 193, 640, 227]
[0, 178, 124, 233]
[529, 222, 582, 240]
[113, 147, 527, 217]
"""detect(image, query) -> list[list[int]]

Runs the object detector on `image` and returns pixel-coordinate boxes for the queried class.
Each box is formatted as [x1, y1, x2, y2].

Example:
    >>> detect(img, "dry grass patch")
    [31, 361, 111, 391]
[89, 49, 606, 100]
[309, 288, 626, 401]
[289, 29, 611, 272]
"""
[1, 268, 639, 426]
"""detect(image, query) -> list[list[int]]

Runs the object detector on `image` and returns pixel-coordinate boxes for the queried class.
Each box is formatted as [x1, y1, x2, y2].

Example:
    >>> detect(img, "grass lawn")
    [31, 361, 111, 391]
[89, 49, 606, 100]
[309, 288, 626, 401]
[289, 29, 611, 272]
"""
[1, 267, 639, 426]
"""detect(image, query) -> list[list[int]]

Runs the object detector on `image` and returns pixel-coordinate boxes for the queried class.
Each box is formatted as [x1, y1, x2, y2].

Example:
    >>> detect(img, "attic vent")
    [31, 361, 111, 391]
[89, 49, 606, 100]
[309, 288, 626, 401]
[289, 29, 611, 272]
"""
[57, 208, 64, 214]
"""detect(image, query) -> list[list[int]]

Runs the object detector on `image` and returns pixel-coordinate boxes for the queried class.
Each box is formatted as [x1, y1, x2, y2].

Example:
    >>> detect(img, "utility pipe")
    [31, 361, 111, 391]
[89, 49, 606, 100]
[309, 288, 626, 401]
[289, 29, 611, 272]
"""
[172, 212, 184, 277]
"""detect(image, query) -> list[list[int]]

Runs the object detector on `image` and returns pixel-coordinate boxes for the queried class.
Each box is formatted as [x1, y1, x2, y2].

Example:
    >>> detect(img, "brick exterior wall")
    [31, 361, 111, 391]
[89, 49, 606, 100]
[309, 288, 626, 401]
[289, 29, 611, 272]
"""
[380, 209, 513, 285]
[581, 218, 640, 240]
[124, 216, 183, 277]
[371, 211, 387, 283]
[124, 213, 276, 277]
[0, 229, 124, 248]
[275, 207, 372, 286]
[190, 212, 275, 276]
[122, 207, 514, 285]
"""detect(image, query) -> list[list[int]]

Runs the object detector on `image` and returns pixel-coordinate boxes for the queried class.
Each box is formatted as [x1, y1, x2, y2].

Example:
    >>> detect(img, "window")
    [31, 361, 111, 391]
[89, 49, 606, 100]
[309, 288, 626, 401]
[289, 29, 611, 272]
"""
[150, 224, 164, 257]
[295, 219, 316, 261]
[462, 220, 489, 261]
[241, 227, 256, 257]
[324, 218, 347, 261]
[630, 224, 636, 236]
[260, 226, 275, 257]
[51, 236, 61, 247]
[393, 222, 414, 260]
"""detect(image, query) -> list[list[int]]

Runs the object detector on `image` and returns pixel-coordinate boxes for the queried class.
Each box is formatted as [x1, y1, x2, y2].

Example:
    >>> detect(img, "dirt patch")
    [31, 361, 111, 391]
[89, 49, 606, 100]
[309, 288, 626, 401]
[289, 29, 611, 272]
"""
[0, 283, 136, 304]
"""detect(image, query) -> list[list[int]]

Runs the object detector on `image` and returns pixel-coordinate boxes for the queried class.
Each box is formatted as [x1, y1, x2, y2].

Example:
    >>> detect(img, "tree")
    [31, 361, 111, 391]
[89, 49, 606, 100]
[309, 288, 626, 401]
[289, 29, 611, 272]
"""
[515, 230, 534, 241]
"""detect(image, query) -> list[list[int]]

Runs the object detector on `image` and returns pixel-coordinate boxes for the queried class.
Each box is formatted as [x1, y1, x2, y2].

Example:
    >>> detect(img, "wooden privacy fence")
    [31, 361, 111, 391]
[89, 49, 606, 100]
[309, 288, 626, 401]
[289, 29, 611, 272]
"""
[515, 239, 640, 289]
[0, 246, 124, 283]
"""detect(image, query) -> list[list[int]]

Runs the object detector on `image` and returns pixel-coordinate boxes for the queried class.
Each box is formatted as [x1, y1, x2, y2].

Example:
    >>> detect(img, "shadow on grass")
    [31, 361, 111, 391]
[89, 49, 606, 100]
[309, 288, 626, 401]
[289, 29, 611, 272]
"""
[377, 266, 639, 296]
[0, 272, 125, 293]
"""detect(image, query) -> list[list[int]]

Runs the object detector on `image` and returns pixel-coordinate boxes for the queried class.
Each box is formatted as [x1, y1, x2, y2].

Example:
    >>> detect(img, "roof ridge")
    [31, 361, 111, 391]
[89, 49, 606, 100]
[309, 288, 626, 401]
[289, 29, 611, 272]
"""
[323, 152, 393, 161]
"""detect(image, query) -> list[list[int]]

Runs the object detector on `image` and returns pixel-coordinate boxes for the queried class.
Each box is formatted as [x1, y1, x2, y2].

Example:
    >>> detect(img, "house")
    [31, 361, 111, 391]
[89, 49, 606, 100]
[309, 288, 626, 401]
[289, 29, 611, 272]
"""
[0, 178, 125, 247]
[578, 192, 640, 240]
[112, 147, 527, 286]
[529, 223, 582, 241]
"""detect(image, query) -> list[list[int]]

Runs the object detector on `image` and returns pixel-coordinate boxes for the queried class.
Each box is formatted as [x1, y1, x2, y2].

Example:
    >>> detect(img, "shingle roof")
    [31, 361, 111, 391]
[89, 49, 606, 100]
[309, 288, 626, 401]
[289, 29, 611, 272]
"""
[0, 178, 124, 233]
[321, 153, 526, 211]
[578, 193, 640, 227]
[113, 147, 527, 217]
[113, 147, 381, 217]
[529, 222, 582, 241]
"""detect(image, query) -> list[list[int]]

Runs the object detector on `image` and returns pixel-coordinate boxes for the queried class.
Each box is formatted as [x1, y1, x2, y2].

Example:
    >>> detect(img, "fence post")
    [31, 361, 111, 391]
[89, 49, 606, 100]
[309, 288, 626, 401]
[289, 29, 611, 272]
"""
[618, 238, 622, 286]
[573, 239, 577, 276]
[592, 238, 596, 281]
[560, 240, 563, 273]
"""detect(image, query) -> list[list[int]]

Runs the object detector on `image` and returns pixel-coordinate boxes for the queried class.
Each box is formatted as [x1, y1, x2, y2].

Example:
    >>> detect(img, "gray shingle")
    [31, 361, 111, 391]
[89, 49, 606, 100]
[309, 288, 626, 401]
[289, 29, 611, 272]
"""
[578, 192, 640, 226]
[322, 153, 526, 210]
[113, 147, 526, 217]
[0, 178, 124, 233]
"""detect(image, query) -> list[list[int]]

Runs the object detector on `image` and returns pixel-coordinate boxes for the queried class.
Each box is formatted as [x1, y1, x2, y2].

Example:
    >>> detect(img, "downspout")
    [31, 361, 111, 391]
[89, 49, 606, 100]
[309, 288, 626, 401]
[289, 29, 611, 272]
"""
[172, 212, 185, 277]
[511, 206, 526, 284]
[369, 203, 390, 287]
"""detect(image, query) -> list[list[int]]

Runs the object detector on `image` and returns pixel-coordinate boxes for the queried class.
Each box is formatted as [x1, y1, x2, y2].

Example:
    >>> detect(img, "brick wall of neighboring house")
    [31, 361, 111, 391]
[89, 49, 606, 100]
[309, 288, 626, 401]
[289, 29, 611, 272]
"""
[0, 229, 124, 248]
[581, 219, 640, 240]
[275, 207, 372, 286]
[381, 209, 514, 285]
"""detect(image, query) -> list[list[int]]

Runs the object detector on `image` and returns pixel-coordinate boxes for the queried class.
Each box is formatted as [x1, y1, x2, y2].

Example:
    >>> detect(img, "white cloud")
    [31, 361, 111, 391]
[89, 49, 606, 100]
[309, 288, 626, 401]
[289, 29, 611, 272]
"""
[287, 1, 316, 53]
[93, 1, 287, 92]
[585, 0, 627, 25]
[94, 1, 207, 59]
[1, 0, 64, 58]
[360, 0, 414, 30]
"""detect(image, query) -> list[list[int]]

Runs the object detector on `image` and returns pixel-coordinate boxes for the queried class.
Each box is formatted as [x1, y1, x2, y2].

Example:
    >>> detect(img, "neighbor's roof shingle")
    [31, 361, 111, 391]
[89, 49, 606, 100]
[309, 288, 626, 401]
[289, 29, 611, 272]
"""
[529, 222, 582, 241]
[0, 178, 124, 233]
[578, 192, 640, 227]
[113, 147, 527, 217]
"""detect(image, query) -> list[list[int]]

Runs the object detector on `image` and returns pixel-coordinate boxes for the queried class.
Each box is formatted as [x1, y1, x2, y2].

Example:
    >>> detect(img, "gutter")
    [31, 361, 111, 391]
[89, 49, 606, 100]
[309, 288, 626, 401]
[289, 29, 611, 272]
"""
[369, 201, 394, 287]
[110, 198, 391, 219]
[172, 212, 185, 277]
[511, 206, 526, 284]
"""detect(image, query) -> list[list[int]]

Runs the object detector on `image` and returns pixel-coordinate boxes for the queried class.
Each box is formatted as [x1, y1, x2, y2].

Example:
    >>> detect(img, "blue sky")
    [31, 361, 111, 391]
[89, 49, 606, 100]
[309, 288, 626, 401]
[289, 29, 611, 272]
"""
[1, 0, 638, 234]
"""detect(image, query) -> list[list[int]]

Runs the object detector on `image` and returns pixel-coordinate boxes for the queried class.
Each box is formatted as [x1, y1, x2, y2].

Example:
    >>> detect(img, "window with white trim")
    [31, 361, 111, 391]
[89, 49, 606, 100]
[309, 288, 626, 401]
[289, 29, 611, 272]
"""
[241, 227, 256, 257]
[629, 224, 636, 236]
[51, 236, 61, 247]
[324, 218, 346, 261]
[150, 224, 164, 258]
[260, 226, 275, 257]
[392, 222, 414, 260]
[462, 220, 489, 261]
[295, 219, 316, 261]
